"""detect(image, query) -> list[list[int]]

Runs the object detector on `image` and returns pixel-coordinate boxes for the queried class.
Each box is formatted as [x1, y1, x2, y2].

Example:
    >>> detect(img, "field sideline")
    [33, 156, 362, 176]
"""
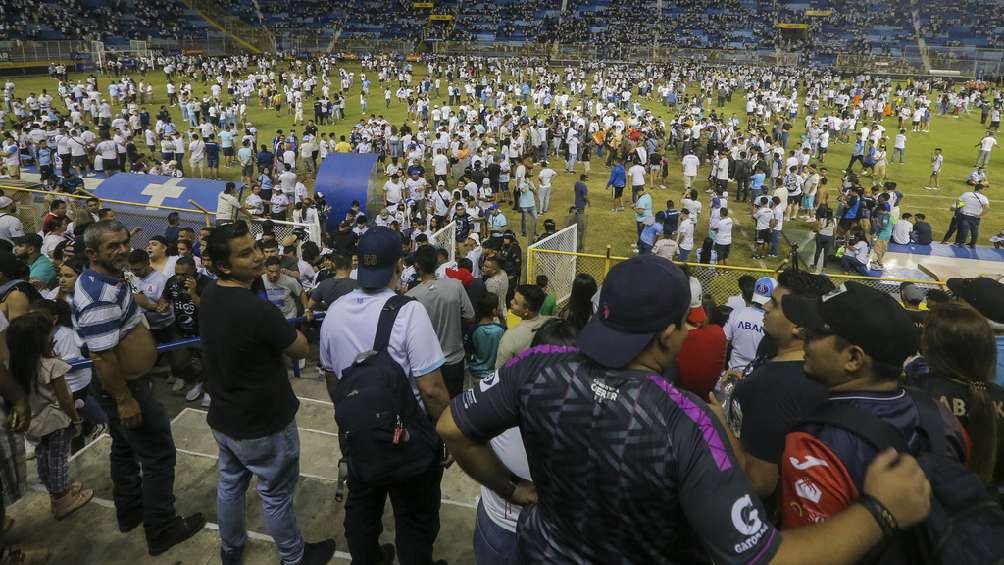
[8, 64, 1001, 272]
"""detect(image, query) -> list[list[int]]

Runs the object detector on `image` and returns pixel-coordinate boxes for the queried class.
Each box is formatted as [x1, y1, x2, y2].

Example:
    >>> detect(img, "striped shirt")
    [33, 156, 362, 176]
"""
[72, 269, 145, 353]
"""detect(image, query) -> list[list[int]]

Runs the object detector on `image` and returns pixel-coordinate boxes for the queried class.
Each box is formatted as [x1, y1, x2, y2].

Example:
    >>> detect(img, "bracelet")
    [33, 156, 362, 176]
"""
[857, 494, 899, 538]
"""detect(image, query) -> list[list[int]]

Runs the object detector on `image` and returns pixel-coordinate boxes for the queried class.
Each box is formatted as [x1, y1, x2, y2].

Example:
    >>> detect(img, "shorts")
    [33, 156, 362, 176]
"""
[242, 163, 253, 177]
[71, 155, 89, 168]
[683, 175, 694, 188]
[162, 152, 173, 161]
[818, 146, 827, 155]
[223, 147, 235, 157]
[756, 228, 770, 243]
[613, 185, 624, 198]
[649, 164, 662, 173]
[208, 157, 219, 168]
[714, 243, 731, 259]
[102, 158, 118, 171]
[498, 181, 510, 193]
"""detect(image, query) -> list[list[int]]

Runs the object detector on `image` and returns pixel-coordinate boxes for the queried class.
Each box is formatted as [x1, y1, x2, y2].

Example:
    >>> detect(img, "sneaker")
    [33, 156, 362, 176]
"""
[185, 382, 204, 402]
[85, 424, 107, 444]
[146, 513, 207, 556]
[220, 546, 244, 565]
[25, 439, 35, 461]
[300, 539, 337, 565]
[200, 393, 211, 408]
[171, 379, 186, 393]
[118, 509, 143, 533]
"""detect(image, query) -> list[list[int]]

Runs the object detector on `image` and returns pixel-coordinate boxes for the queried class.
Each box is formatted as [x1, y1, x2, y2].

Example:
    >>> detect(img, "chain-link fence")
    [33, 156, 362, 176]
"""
[528, 247, 947, 307]
[527, 225, 578, 303]
[247, 217, 322, 245]
[431, 221, 457, 263]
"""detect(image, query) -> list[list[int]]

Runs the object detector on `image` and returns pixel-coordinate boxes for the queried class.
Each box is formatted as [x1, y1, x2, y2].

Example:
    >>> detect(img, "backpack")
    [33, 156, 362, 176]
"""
[802, 389, 1004, 565]
[331, 295, 440, 486]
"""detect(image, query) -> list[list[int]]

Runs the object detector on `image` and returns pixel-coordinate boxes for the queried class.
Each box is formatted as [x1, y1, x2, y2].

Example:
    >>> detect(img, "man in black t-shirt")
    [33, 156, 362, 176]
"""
[724, 270, 834, 498]
[306, 252, 358, 313]
[200, 221, 336, 565]
[163, 255, 211, 404]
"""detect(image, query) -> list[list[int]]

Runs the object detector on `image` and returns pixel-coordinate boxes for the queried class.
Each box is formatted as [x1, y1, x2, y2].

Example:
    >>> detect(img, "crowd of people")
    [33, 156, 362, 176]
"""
[0, 49, 1002, 565]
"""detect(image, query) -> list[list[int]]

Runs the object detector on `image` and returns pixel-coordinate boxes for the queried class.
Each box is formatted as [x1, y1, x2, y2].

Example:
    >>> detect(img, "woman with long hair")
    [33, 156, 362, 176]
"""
[812, 207, 835, 273]
[42, 255, 86, 303]
[909, 302, 1001, 487]
[6, 312, 93, 517]
[558, 273, 597, 334]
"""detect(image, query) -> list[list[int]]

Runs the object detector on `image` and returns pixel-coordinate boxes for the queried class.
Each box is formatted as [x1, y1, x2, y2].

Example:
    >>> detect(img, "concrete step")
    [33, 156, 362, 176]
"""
[46, 405, 478, 564]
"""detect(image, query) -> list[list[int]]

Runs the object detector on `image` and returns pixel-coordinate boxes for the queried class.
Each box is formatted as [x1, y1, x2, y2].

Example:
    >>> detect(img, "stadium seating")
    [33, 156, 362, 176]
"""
[0, 0, 206, 42]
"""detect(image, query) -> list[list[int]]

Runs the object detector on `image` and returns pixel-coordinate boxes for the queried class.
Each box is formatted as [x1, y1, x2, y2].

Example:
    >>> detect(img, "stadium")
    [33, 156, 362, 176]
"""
[0, 1, 1002, 564]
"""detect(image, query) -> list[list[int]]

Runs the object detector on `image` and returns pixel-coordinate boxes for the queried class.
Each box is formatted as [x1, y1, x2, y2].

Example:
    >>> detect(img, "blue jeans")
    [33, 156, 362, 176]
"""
[212, 420, 304, 564]
[842, 255, 871, 276]
[474, 500, 518, 565]
[678, 247, 691, 261]
[770, 229, 781, 256]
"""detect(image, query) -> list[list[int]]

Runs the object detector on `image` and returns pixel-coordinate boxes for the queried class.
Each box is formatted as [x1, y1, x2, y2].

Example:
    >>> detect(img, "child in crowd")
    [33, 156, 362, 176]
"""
[7, 312, 93, 519]
[467, 293, 506, 381]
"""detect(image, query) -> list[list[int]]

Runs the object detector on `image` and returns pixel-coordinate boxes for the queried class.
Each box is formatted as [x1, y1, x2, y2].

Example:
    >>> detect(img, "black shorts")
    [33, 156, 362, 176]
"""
[102, 158, 118, 171]
[242, 163, 253, 177]
[150, 325, 176, 344]
[39, 165, 53, 180]
[714, 243, 731, 259]
[756, 228, 770, 243]
[223, 147, 235, 157]
[71, 155, 89, 168]
[613, 185, 625, 198]
[208, 157, 219, 168]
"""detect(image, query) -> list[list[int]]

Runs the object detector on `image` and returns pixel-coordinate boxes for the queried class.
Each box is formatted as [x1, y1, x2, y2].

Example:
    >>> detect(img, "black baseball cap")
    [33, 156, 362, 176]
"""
[577, 255, 690, 368]
[356, 226, 402, 289]
[782, 281, 919, 367]
[947, 277, 1004, 324]
[12, 233, 42, 249]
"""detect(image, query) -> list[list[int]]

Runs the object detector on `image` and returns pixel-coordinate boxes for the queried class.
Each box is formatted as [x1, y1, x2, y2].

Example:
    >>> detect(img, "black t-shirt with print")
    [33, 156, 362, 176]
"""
[164, 273, 210, 337]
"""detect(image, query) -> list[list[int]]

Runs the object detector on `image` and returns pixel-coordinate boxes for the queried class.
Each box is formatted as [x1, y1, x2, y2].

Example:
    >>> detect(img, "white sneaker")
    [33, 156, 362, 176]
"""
[185, 382, 204, 402]
[171, 378, 186, 393]
[25, 439, 36, 460]
[200, 393, 211, 408]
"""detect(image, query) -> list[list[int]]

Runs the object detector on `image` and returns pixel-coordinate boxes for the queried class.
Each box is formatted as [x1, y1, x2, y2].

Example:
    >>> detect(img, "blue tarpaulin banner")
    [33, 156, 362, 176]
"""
[314, 153, 378, 233]
[87, 173, 237, 218]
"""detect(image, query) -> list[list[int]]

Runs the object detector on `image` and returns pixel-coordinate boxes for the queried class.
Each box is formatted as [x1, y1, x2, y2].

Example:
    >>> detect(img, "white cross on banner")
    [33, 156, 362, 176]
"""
[140, 178, 185, 210]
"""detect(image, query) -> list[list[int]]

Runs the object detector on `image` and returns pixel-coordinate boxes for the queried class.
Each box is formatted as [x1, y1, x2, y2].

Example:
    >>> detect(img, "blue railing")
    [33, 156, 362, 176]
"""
[67, 312, 327, 379]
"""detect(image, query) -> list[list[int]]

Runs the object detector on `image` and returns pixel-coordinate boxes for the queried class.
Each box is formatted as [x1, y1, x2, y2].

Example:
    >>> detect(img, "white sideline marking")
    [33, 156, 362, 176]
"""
[26, 485, 354, 562]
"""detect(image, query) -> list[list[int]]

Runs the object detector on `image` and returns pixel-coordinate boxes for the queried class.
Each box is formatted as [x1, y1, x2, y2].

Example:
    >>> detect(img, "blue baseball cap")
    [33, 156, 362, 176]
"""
[356, 226, 402, 289]
[577, 255, 690, 368]
[752, 277, 777, 306]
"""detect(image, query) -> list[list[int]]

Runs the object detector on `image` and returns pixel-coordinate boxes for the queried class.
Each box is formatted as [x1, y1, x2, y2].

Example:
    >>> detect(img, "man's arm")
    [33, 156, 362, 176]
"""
[415, 369, 450, 420]
[283, 330, 309, 359]
[90, 349, 141, 428]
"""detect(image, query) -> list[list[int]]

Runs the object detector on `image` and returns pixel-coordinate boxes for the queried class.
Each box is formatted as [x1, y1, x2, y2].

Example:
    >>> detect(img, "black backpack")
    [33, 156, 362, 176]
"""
[802, 389, 1004, 565]
[331, 295, 440, 485]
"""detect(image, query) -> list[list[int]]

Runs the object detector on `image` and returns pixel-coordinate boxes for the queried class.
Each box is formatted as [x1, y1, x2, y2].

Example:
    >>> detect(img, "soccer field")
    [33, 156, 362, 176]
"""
[9, 65, 1001, 271]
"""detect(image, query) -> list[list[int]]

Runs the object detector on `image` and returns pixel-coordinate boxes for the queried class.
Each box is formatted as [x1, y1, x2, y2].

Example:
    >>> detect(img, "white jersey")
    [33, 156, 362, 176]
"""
[723, 305, 765, 370]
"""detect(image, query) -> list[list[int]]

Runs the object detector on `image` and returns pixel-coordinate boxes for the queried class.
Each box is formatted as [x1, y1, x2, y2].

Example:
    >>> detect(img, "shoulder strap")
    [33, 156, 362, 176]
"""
[802, 401, 909, 453]
[373, 294, 414, 353]
[905, 388, 946, 456]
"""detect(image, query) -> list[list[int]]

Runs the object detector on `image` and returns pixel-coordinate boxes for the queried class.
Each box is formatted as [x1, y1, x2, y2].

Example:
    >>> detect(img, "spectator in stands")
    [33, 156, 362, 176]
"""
[723, 270, 834, 498]
[440, 254, 933, 563]
[406, 245, 474, 398]
[13, 234, 56, 290]
[494, 284, 551, 369]
[162, 255, 209, 406]
[6, 311, 93, 519]
[319, 226, 450, 565]
[199, 221, 335, 565]
[75, 220, 205, 555]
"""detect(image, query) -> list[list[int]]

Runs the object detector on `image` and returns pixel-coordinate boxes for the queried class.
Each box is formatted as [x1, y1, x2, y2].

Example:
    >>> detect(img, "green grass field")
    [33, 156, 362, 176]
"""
[8, 65, 1001, 271]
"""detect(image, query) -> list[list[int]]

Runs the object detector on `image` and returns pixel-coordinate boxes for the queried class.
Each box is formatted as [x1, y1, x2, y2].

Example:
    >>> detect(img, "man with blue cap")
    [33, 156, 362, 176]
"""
[319, 226, 451, 565]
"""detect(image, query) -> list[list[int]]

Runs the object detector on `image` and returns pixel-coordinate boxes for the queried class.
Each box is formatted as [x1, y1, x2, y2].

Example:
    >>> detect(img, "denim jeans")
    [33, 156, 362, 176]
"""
[677, 247, 691, 261]
[474, 500, 518, 565]
[212, 420, 304, 565]
[770, 229, 781, 256]
[520, 206, 537, 238]
[94, 376, 178, 536]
